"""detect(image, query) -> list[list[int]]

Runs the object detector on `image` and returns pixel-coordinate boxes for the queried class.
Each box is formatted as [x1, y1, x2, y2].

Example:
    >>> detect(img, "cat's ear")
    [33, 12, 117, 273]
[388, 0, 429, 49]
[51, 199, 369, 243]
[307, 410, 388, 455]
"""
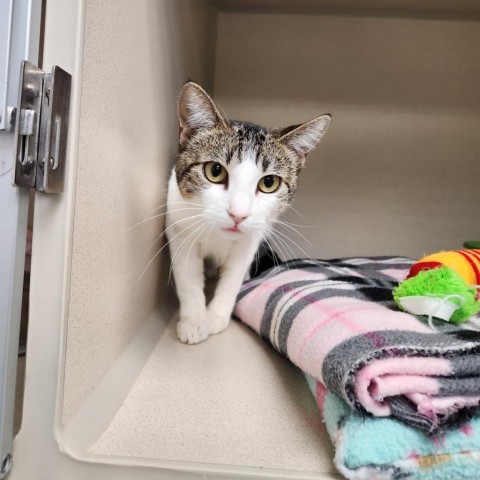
[278, 114, 331, 165]
[177, 82, 226, 148]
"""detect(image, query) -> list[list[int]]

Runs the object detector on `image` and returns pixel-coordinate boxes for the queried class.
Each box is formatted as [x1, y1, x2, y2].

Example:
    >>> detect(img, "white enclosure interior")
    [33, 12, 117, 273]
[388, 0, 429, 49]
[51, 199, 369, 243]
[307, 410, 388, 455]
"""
[15, 1, 480, 479]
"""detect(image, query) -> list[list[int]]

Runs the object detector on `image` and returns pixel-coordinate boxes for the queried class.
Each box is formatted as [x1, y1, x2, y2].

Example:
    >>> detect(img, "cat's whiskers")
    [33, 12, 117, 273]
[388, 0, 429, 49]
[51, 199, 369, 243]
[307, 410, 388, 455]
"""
[143, 214, 208, 256]
[268, 225, 311, 259]
[162, 213, 207, 237]
[138, 217, 206, 284]
[127, 206, 203, 232]
[168, 218, 207, 281]
[145, 200, 204, 217]
[272, 219, 314, 247]
[267, 229, 303, 261]
[274, 218, 315, 229]
[287, 204, 308, 220]
[263, 229, 286, 259]
[260, 233, 283, 274]
[247, 225, 284, 267]
[264, 229, 293, 268]
[185, 221, 210, 267]
[168, 219, 210, 285]
[247, 224, 290, 265]
[259, 234, 286, 280]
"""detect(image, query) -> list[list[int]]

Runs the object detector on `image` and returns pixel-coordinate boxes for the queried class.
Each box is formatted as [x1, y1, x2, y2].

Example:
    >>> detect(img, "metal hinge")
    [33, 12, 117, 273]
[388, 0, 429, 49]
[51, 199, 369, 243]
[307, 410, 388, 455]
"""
[12, 61, 71, 193]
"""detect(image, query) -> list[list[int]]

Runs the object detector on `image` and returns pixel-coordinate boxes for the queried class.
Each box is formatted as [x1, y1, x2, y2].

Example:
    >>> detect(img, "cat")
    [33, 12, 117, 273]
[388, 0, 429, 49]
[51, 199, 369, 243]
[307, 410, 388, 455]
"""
[166, 82, 331, 344]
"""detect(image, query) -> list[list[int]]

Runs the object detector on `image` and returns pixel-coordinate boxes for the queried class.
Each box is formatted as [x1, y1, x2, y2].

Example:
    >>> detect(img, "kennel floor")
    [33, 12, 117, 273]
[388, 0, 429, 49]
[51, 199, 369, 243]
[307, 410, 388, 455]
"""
[88, 318, 335, 474]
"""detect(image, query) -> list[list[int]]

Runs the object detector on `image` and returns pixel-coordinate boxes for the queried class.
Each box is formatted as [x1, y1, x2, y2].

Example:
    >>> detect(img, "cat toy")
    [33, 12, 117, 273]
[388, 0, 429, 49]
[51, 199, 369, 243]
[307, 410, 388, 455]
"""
[393, 250, 480, 324]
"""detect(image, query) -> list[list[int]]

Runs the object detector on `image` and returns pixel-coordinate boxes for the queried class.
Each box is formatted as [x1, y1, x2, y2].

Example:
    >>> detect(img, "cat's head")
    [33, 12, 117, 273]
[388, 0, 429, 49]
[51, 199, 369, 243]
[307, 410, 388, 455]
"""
[175, 82, 331, 236]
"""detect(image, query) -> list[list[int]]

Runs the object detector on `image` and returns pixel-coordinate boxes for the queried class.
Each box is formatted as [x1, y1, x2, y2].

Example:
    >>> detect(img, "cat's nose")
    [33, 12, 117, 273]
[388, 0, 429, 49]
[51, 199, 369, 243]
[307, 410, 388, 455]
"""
[228, 211, 248, 225]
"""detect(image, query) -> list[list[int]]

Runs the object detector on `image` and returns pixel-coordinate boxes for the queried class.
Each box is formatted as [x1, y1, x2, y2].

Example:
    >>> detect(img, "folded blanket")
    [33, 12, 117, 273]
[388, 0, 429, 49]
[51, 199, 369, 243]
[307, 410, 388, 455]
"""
[306, 376, 480, 480]
[234, 256, 480, 434]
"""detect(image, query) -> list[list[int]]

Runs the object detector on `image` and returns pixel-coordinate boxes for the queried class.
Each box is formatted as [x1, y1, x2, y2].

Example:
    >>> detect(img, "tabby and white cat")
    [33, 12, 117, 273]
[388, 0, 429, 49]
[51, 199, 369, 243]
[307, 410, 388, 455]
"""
[167, 82, 331, 344]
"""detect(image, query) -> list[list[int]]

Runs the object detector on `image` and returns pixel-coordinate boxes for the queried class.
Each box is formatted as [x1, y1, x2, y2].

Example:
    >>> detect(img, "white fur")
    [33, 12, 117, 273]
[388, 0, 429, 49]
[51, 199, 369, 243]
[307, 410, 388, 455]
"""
[166, 155, 282, 344]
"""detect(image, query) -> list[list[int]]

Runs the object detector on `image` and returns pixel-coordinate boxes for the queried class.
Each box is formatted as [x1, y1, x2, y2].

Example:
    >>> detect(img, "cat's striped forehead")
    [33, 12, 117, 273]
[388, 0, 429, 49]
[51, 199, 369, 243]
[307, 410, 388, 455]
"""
[229, 120, 268, 152]
[222, 121, 296, 174]
[226, 121, 270, 170]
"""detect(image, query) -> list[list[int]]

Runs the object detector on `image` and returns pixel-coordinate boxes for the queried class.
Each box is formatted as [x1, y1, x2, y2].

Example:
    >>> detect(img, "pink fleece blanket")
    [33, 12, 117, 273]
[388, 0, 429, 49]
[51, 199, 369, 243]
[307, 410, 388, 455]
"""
[234, 256, 480, 434]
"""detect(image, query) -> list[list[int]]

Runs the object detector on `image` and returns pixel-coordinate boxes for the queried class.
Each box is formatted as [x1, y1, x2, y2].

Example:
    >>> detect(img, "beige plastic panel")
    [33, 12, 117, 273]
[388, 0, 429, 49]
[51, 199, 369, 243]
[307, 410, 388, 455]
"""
[89, 320, 334, 473]
[62, 0, 215, 424]
[214, 12, 480, 260]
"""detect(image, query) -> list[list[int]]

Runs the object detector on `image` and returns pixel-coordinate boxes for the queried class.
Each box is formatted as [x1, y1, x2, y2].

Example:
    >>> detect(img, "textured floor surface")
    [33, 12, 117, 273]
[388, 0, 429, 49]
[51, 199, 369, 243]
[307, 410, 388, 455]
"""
[90, 319, 334, 473]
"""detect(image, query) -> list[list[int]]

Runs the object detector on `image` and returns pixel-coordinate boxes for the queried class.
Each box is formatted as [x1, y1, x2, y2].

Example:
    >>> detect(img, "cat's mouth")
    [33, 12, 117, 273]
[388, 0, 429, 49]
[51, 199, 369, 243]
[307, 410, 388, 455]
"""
[225, 226, 241, 233]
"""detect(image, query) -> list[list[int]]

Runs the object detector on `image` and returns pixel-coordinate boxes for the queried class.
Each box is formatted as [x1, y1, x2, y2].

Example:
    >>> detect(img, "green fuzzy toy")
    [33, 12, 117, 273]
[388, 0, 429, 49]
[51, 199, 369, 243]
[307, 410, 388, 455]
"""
[393, 267, 480, 324]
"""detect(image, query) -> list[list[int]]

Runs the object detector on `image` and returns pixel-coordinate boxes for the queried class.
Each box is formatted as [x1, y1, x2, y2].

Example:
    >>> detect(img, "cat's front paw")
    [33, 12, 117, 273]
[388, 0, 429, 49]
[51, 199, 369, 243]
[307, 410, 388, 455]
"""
[177, 320, 209, 345]
[206, 311, 230, 335]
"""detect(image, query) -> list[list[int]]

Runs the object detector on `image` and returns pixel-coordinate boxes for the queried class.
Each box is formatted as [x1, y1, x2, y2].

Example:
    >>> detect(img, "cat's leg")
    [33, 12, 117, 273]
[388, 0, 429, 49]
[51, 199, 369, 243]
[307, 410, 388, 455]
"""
[206, 237, 259, 335]
[170, 236, 209, 344]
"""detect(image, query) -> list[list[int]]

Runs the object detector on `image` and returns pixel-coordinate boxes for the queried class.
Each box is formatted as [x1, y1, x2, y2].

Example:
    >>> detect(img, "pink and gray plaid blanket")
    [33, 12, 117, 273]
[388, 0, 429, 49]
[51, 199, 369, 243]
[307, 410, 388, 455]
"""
[234, 256, 480, 434]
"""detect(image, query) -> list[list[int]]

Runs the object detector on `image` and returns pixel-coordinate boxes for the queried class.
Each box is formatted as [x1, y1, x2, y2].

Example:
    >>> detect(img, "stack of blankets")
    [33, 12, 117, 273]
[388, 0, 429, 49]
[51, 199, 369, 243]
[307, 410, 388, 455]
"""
[234, 256, 480, 480]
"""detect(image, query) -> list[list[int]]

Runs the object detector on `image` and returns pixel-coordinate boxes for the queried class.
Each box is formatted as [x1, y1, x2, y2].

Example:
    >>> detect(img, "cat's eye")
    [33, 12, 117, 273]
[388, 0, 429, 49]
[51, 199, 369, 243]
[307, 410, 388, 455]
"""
[204, 161, 228, 184]
[258, 175, 281, 193]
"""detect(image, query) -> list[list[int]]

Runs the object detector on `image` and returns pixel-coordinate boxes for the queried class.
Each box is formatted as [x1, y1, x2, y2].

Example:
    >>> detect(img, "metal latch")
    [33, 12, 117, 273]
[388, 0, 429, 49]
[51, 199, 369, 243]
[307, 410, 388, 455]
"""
[12, 61, 71, 193]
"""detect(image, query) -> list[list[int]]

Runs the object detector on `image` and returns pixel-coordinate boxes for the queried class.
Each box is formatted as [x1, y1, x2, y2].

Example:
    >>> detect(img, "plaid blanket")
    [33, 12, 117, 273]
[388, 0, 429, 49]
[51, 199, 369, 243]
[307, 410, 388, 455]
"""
[234, 256, 480, 434]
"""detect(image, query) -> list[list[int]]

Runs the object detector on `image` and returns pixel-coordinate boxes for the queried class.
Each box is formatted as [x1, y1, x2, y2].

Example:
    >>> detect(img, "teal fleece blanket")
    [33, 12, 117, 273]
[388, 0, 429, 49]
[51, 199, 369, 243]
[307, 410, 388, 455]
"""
[305, 376, 480, 480]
